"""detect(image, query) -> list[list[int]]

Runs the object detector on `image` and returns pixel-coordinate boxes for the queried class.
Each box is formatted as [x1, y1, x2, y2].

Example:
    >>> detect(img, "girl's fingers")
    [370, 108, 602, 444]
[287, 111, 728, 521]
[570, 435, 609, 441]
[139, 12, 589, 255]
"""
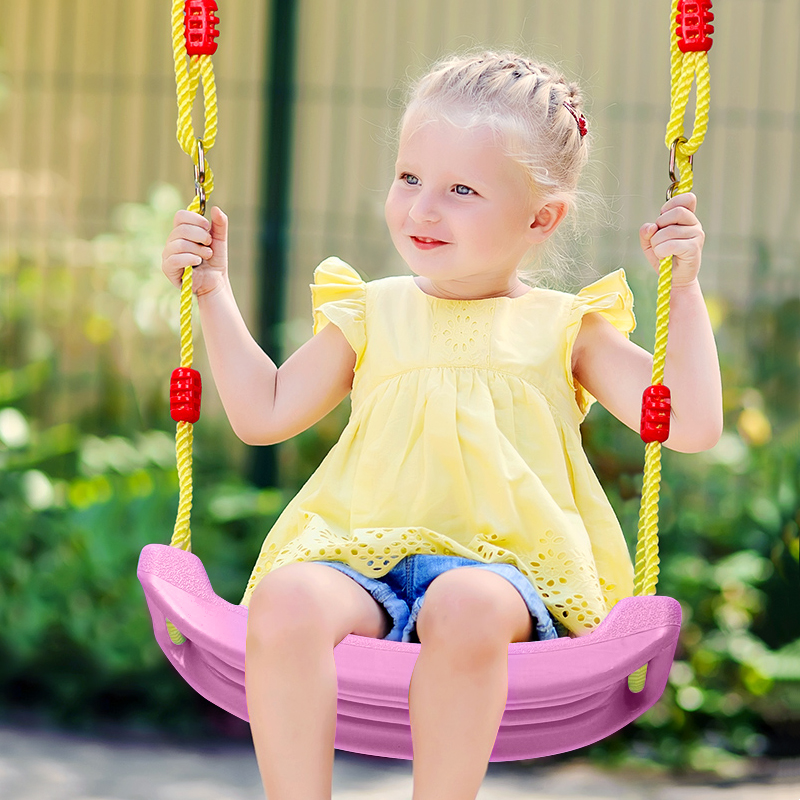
[163, 253, 203, 286]
[169, 223, 213, 246]
[654, 206, 699, 229]
[650, 233, 702, 262]
[165, 237, 215, 259]
[173, 209, 211, 231]
[209, 206, 228, 244]
[640, 222, 658, 241]
[651, 240, 702, 260]
[641, 194, 704, 281]
[650, 225, 704, 247]
[164, 251, 205, 270]
[162, 239, 214, 282]
[639, 223, 660, 270]
[164, 208, 227, 295]
[660, 191, 697, 215]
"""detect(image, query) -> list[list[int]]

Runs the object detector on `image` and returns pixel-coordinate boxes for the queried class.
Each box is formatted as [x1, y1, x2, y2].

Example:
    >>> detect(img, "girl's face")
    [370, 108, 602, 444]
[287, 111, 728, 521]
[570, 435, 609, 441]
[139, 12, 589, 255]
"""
[384, 112, 547, 297]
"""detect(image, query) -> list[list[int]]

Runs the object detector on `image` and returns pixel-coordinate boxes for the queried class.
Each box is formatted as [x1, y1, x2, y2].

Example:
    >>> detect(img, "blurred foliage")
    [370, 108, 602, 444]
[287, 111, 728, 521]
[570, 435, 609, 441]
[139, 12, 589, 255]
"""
[0, 186, 283, 739]
[0, 192, 798, 772]
[569, 266, 800, 777]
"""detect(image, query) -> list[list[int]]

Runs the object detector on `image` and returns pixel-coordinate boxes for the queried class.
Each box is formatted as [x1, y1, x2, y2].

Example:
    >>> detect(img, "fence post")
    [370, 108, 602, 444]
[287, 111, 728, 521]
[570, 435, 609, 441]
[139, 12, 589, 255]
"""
[251, 0, 299, 487]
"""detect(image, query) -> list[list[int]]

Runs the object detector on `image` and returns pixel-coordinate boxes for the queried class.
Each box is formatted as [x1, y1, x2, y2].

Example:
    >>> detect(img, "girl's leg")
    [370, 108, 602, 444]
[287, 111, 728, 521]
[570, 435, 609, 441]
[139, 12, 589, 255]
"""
[245, 562, 391, 800]
[408, 568, 533, 800]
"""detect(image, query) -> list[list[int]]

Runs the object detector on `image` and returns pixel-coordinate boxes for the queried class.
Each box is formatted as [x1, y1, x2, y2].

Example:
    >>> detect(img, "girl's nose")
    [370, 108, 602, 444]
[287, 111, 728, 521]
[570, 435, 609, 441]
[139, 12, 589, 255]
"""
[409, 191, 440, 224]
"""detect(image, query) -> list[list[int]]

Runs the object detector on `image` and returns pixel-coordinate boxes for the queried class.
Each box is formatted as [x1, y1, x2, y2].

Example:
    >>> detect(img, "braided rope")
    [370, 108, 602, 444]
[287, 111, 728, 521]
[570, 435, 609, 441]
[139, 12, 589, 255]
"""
[160, 0, 711, 668]
[166, 0, 218, 644]
[628, 0, 711, 693]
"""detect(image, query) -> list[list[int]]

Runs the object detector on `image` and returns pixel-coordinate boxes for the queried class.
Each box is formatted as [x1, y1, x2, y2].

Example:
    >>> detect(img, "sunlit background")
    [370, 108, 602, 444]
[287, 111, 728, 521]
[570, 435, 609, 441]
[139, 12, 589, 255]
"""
[0, 0, 798, 785]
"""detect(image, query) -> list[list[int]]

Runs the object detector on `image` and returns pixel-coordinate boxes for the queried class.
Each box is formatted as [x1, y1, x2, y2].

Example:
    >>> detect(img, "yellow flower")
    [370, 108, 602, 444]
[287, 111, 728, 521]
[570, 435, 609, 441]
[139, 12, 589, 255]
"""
[737, 406, 772, 447]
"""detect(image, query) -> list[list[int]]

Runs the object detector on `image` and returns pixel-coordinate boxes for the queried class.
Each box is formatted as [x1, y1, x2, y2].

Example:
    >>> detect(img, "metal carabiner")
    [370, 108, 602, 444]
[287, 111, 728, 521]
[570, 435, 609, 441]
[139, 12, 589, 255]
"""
[194, 138, 206, 215]
[666, 136, 693, 201]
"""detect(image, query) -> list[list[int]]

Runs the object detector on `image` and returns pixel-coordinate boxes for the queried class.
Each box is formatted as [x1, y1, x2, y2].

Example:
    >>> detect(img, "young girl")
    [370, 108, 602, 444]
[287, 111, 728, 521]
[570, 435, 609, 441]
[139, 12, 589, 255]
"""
[162, 52, 722, 800]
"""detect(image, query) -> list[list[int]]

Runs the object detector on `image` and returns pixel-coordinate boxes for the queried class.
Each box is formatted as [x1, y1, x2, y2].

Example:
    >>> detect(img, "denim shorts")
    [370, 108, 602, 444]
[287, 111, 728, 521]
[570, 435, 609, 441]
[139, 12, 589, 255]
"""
[314, 554, 567, 643]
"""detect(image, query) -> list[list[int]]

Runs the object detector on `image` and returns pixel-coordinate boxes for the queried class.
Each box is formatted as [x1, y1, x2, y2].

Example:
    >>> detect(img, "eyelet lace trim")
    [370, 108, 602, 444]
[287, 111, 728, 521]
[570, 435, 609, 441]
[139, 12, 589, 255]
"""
[431, 303, 495, 365]
[242, 523, 612, 634]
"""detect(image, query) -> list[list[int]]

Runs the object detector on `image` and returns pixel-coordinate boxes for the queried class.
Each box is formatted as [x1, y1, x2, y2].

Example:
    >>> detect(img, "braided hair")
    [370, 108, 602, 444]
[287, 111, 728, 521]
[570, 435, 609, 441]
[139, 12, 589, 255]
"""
[403, 51, 590, 207]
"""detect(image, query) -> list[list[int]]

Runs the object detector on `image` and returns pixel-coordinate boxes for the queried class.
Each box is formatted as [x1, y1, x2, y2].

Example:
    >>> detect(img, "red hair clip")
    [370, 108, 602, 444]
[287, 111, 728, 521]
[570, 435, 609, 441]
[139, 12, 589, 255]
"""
[563, 102, 588, 138]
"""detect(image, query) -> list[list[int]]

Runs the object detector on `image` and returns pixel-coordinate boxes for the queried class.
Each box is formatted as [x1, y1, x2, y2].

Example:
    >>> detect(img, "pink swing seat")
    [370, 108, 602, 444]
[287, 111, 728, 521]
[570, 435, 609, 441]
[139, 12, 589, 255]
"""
[138, 542, 681, 761]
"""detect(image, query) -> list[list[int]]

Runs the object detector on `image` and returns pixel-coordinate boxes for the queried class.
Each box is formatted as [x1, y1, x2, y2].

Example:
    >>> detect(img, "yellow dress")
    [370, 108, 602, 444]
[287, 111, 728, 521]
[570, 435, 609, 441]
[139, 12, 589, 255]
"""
[242, 257, 637, 636]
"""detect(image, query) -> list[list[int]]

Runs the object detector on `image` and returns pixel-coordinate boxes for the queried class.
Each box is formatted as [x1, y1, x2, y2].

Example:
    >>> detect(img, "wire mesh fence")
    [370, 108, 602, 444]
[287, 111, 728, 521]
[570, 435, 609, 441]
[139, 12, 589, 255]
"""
[0, 0, 796, 465]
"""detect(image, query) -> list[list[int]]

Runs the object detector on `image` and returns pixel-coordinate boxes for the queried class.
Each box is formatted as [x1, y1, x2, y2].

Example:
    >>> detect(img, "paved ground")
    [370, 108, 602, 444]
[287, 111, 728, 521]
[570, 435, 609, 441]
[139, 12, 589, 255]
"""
[1, 725, 798, 799]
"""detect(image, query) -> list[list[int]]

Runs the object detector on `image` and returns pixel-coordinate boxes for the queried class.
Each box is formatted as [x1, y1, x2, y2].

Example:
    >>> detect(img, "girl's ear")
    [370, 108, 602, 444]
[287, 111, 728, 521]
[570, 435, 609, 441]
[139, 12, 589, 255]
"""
[526, 201, 568, 244]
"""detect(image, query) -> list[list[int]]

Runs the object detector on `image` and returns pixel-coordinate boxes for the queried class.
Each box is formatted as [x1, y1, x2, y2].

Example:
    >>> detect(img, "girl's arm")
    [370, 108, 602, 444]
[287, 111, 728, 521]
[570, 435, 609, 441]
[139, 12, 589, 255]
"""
[572, 193, 723, 453]
[163, 207, 356, 446]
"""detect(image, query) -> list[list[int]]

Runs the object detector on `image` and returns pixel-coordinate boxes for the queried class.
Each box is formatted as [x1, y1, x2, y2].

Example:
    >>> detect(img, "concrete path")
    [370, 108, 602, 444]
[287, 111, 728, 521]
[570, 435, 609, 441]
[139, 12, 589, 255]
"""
[0, 726, 798, 799]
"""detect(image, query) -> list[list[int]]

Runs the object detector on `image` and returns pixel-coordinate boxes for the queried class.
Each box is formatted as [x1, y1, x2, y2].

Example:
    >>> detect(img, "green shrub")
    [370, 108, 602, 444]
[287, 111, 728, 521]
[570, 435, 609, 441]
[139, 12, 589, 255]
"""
[0, 192, 797, 768]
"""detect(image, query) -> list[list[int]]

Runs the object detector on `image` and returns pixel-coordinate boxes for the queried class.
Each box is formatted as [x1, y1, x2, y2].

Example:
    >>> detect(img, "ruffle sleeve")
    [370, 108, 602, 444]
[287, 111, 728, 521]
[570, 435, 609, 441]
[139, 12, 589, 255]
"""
[564, 268, 636, 418]
[311, 257, 367, 368]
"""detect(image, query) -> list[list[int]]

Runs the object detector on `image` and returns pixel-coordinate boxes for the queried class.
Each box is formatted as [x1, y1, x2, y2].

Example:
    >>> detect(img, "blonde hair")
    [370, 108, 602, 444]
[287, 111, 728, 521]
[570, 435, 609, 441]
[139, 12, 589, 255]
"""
[400, 51, 596, 284]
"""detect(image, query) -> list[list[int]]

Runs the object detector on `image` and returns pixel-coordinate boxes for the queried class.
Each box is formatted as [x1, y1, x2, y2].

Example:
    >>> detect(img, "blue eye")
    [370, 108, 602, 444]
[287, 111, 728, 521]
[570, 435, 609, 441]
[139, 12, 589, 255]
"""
[401, 173, 420, 186]
[454, 184, 475, 196]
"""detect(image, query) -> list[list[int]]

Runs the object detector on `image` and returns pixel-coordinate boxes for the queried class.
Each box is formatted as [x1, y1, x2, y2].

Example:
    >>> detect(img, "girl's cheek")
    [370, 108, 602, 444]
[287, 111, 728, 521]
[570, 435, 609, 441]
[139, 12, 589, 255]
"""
[384, 192, 402, 225]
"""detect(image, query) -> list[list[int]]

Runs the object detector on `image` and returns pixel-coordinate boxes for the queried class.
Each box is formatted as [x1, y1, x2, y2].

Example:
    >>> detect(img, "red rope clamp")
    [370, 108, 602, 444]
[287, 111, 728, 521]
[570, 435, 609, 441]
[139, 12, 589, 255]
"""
[184, 0, 220, 56]
[170, 367, 202, 423]
[641, 384, 671, 443]
[676, 0, 714, 53]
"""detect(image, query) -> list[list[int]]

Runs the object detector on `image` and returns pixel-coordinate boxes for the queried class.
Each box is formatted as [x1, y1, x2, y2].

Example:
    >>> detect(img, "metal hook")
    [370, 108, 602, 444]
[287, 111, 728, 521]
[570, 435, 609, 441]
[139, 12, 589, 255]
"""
[194, 139, 206, 215]
[666, 136, 692, 201]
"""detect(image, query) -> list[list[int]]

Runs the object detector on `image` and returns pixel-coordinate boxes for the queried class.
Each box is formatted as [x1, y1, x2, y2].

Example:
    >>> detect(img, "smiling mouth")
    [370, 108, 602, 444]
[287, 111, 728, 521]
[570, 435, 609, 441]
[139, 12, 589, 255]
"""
[410, 236, 447, 249]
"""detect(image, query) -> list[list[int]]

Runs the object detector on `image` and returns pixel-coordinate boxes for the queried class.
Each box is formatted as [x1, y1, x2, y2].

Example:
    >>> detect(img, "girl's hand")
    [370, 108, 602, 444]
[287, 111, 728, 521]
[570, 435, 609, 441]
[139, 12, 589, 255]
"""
[639, 193, 705, 288]
[162, 206, 229, 296]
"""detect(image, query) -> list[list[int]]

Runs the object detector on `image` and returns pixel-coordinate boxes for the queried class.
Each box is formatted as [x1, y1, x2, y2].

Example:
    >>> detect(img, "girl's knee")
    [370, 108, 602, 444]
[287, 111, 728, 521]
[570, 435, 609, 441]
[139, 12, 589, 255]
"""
[417, 570, 530, 650]
[417, 591, 482, 647]
[246, 565, 329, 646]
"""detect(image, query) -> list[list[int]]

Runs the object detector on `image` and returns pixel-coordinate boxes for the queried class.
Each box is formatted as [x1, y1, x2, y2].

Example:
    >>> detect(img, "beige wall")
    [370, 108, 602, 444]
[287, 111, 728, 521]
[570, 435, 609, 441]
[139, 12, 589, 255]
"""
[1, 0, 798, 359]
[0, 0, 268, 320]
[0, 0, 269, 432]
[284, 0, 800, 353]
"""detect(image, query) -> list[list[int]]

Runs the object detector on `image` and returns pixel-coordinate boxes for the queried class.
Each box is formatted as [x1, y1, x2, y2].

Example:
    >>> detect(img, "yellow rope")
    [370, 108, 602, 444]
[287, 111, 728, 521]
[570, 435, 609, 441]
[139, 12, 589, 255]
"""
[161, 1, 711, 667]
[167, 0, 219, 645]
[628, 0, 712, 693]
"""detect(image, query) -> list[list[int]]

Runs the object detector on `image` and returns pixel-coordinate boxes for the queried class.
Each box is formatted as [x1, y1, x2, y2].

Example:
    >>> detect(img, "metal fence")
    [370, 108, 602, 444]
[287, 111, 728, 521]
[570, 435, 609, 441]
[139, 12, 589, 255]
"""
[0, 0, 270, 443]
[283, 0, 800, 341]
[1, 0, 798, 426]
[0, 0, 268, 295]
